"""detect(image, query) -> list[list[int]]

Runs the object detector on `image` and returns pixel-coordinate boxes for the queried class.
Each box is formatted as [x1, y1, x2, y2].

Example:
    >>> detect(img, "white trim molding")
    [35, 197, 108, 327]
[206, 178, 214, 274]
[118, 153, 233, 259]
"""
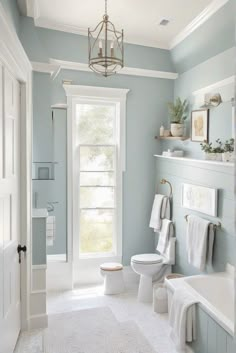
[170, 0, 229, 49]
[31, 59, 178, 80]
[192, 75, 235, 96]
[28, 0, 228, 50]
[0, 1, 32, 333]
[31, 61, 59, 76]
[64, 85, 129, 286]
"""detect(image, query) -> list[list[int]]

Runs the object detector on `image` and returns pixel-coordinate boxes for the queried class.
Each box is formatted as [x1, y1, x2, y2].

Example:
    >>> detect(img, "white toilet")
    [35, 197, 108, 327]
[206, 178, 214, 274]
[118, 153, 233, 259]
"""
[131, 237, 176, 302]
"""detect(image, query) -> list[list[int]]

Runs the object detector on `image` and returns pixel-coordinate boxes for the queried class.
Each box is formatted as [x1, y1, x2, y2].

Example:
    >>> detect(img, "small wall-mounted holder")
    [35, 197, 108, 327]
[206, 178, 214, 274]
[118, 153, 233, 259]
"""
[160, 178, 173, 197]
[201, 93, 222, 109]
[32, 162, 58, 180]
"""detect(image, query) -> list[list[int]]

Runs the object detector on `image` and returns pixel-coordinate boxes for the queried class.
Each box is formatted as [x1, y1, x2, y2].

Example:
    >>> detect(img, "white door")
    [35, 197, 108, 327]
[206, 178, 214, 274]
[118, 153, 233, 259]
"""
[0, 63, 21, 353]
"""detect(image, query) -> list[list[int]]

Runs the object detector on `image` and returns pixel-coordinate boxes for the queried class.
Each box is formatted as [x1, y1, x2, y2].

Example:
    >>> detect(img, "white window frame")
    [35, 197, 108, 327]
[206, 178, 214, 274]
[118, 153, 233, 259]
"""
[64, 85, 129, 279]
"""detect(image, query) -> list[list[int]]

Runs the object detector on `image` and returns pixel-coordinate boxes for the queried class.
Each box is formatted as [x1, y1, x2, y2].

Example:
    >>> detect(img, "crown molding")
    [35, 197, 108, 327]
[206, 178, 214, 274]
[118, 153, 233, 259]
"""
[34, 17, 88, 36]
[49, 58, 178, 80]
[170, 0, 229, 49]
[31, 61, 60, 76]
[29, 0, 228, 50]
[192, 75, 235, 96]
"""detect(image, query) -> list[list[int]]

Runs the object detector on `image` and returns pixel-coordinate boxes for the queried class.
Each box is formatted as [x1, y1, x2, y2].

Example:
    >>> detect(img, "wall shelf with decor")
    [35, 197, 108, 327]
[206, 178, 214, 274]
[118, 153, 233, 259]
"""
[154, 154, 234, 167]
[155, 136, 189, 141]
[32, 162, 58, 180]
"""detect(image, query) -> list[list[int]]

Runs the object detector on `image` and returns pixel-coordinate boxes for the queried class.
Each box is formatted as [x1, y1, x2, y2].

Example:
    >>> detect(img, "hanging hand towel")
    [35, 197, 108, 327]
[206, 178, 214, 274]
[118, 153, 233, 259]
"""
[186, 215, 215, 271]
[149, 194, 170, 232]
[156, 219, 174, 254]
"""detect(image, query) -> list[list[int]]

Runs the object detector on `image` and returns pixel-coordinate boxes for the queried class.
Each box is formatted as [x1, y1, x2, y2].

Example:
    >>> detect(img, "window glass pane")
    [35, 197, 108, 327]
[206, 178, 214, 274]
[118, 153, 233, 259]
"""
[76, 104, 115, 145]
[80, 146, 115, 171]
[80, 172, 114, 186]
[80, 187, 114, 208]
[80, 209, 113, 254]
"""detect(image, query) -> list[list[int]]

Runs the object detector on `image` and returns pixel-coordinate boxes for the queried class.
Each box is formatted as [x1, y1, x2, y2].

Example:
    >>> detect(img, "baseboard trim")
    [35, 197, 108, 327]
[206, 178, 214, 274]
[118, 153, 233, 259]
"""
[29, 314, 48, 330]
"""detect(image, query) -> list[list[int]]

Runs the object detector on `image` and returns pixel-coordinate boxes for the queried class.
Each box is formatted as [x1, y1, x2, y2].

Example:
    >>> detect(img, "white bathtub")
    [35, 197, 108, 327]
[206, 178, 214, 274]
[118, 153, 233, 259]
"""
[165, 264, 235, 336]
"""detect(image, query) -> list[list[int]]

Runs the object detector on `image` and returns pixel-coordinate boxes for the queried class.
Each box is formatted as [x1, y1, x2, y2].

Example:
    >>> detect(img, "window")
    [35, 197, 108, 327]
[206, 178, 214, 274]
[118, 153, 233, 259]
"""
[64, 85, 129, 263]
[76, 102, 117, 257]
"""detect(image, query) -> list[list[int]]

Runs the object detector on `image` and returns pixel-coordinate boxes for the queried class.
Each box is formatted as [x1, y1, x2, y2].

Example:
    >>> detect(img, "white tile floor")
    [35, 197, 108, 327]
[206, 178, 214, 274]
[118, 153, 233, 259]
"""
[46, 281, 179, 353]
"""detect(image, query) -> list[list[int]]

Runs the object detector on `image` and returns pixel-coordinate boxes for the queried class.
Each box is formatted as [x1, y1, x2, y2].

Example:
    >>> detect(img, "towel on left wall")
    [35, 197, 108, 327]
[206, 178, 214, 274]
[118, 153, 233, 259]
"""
[46, 216, 56, 246]
[149, 194, 170, 232]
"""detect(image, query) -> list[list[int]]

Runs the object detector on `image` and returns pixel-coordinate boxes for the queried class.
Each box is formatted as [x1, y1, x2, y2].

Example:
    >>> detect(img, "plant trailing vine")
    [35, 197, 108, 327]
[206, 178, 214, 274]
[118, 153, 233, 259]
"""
[200, 138, 234, 153]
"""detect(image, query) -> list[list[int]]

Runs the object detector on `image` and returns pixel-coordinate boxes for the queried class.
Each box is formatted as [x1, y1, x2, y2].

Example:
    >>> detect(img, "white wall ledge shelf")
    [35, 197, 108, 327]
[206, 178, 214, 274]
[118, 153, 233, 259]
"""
[154, 154, 234, 167]
[155, 136, 189, 141]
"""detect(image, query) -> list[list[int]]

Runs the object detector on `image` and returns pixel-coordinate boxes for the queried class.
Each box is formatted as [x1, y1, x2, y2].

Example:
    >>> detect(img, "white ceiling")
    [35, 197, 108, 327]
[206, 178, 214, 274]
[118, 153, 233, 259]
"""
[29, 0, 223, 49]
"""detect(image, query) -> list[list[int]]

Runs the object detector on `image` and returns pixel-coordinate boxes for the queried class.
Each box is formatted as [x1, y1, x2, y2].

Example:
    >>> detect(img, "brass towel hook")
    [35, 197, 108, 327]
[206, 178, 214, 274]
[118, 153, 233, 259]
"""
[160, 179, 173, 197]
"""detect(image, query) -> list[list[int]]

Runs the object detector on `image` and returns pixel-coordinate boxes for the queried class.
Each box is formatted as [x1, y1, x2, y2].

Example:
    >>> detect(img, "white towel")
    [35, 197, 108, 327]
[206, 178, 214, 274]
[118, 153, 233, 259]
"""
[186, 215, 215, 271]
[149, 194, 170, 232]
[46, 216, 56, 246]
[156, 219, 174, 254]
[169, 288, 198, 352]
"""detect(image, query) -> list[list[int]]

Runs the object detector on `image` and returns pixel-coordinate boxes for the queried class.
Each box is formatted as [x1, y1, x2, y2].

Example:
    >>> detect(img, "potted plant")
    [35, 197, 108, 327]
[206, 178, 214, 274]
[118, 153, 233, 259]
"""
[212, 138, 224, 161]
[222, 138, 234, 162]
[200, 141, 214, 160]
[200, 139, 224, 161]
[168, 97, 188, 137]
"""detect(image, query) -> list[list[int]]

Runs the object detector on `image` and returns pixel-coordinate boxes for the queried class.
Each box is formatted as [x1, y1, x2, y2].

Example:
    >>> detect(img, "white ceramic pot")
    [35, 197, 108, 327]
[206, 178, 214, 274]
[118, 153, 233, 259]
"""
[204, 153, 222, 161]
[222, 151, 234, 162]
[170, 123, 184, 137]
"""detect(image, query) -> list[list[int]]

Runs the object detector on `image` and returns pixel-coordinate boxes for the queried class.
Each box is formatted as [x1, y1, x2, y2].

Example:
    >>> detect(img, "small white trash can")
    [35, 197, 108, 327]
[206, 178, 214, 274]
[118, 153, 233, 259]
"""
[153, 283, 168, 313]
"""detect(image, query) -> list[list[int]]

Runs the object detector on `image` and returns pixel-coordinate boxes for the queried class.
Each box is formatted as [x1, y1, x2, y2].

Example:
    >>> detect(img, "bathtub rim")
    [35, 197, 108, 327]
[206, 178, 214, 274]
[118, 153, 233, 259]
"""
[165, 266, 235, 337]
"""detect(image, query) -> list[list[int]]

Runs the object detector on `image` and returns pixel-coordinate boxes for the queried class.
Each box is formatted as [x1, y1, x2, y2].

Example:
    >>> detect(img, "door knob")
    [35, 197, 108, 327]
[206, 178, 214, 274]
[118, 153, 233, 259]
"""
[17, 244, 27, 264]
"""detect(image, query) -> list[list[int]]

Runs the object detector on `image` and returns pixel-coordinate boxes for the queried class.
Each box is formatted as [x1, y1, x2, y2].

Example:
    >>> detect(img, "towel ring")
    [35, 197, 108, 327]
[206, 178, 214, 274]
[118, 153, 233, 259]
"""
[160, 179, 172, 197]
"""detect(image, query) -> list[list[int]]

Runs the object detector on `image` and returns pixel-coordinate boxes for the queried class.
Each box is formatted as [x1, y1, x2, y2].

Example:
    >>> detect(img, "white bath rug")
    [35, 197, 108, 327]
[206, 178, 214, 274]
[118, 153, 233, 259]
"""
[15, 307, 157, 353]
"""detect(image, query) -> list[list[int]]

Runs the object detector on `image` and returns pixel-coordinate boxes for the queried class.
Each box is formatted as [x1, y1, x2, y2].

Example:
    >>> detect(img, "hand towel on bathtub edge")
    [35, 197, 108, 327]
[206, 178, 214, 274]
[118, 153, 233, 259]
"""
[169, 288, 198, 353]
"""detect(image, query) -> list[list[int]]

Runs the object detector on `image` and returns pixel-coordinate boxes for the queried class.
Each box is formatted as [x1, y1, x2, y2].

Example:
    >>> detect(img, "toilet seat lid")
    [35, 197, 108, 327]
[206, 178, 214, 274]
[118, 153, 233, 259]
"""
[100, 262, 123, 271]
[131, 254, 163, 264]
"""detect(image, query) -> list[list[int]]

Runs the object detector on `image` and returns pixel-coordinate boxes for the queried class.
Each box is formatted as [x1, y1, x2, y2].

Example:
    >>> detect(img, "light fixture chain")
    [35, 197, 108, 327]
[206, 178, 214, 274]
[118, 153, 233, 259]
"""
[105, 0, 107, 15]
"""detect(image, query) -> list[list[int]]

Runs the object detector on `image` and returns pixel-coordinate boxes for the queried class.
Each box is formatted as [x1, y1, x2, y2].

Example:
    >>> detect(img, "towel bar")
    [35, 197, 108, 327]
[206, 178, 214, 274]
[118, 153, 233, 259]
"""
[160, 179, 173, 197]
[184, 215, 221, 230]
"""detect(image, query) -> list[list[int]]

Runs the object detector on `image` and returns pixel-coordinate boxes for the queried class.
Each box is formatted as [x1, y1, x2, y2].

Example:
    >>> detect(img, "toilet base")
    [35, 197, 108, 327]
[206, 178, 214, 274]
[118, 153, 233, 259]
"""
[138, 275, 153, 302]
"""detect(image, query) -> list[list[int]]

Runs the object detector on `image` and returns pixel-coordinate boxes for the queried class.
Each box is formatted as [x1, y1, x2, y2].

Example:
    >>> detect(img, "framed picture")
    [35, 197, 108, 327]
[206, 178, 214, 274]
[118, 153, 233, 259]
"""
[191, 109, 209, 142]
[181, 183, 218, 217]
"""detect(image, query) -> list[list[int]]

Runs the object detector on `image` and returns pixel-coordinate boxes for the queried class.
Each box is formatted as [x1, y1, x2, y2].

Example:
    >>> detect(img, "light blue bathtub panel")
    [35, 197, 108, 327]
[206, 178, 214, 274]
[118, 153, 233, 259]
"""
[191, 306, 208, 353]
[207, 316, 217, 353]
[216, 325, 227, 353]
[226, 334, 236, 353]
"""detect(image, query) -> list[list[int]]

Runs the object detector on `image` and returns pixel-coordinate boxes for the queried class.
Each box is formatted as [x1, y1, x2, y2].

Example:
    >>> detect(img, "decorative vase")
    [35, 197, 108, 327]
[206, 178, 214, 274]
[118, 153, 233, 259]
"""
[222, 151, 234, 162]
[170, 123, 184, 137]
[204, 153, 222, 161]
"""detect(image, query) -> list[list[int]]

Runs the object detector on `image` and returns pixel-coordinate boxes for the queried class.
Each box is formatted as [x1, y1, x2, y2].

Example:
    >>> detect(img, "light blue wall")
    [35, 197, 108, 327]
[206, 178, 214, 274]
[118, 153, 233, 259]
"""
[20, 17, 175, 72]
[158, 3, 236, 351]
[20, 18, 175, 263]
[0, 0, 20, 34]
[171, 0, 235, 74]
